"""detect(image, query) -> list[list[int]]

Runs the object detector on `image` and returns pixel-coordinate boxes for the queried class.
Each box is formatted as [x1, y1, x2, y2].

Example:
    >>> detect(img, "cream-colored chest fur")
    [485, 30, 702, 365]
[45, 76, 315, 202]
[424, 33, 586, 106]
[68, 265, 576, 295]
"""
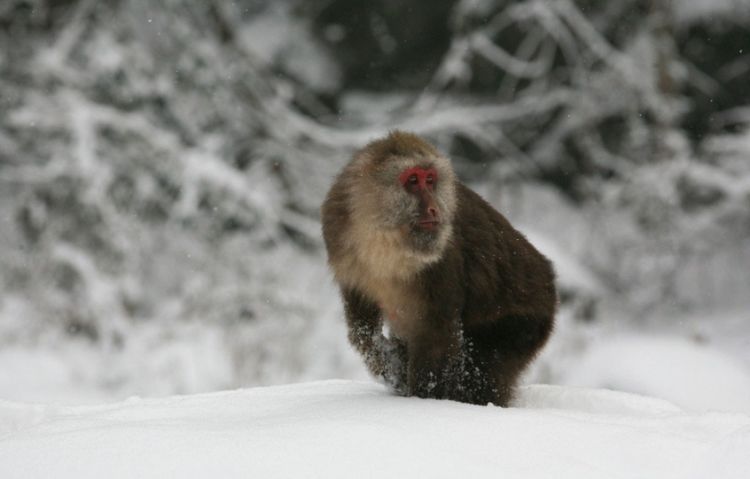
[354, 226, 427, 280]
[362, 274, 424, 339]
[331, 225, 429, 339]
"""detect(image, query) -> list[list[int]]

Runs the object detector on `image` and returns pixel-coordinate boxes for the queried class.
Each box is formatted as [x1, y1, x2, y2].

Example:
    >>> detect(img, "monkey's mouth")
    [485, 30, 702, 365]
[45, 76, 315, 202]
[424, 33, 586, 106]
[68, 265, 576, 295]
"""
[417, 220, 440, 231]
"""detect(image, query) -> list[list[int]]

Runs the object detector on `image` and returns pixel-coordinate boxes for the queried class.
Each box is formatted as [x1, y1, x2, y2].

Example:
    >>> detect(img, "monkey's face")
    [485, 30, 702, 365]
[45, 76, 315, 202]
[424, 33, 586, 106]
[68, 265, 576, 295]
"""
[368, 155, 457, 256]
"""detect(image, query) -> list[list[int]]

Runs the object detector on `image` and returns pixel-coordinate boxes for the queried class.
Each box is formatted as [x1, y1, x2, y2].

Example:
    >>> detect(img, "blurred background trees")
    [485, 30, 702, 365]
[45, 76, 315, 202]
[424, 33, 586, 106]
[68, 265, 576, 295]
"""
[1, 0, 749, 401]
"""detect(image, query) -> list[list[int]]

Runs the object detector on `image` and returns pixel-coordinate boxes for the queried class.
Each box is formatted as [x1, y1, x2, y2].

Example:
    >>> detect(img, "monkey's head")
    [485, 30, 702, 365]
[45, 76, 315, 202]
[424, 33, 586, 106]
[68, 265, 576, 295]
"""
[349, 131, 458, 259]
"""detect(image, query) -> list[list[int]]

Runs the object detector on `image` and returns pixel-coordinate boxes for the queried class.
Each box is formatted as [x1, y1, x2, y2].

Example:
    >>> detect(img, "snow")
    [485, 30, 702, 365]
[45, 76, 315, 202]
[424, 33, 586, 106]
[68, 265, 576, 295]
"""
[562, 334, 750, 414]
[1, 380, 748, 479]
[0, 326, 236, 404]
[238, 4, 341, 92]
[674, 0, 750, 24]
[0, 347, 108, 405]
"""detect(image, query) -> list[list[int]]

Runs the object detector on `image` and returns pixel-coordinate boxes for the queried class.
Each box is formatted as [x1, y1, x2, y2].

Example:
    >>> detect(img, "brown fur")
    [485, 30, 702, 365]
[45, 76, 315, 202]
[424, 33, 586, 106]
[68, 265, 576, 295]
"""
[321, 131, 556, 406]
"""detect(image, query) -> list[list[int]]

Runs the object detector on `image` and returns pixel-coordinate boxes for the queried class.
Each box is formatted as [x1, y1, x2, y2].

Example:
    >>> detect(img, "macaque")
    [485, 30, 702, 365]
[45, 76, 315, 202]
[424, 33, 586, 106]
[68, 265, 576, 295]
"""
[321, 131, 556, 406]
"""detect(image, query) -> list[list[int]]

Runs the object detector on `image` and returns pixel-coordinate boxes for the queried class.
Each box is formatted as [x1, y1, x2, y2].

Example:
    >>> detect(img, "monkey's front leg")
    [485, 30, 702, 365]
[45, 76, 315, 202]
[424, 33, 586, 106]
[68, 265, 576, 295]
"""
[406, 319, 465, 401]
[342, 288, 408, 392]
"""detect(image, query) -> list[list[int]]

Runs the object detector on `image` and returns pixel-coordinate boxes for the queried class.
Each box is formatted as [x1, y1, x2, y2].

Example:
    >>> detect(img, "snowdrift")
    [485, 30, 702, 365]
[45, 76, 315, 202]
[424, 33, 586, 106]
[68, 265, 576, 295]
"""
[1, 380, 748, 478]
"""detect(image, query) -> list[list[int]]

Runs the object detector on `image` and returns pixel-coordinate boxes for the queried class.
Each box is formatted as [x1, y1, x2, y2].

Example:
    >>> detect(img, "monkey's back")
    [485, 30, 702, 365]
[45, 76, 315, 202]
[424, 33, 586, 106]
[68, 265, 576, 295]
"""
[451, 183, 557, 329]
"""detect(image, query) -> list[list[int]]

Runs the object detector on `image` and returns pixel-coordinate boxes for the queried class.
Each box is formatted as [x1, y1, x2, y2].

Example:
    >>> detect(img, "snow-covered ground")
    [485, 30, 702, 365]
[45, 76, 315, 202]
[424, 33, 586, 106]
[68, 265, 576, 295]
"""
[562, 334, 750, 414]
[1, 380, 748, 478]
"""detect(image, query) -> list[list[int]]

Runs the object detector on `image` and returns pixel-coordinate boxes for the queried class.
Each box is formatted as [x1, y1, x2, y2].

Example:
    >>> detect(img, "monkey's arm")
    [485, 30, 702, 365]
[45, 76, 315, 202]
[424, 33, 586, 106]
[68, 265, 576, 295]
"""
[342, 288, 408, 393]
[406, 265, 467, 401]
[406, 316, 466, 401]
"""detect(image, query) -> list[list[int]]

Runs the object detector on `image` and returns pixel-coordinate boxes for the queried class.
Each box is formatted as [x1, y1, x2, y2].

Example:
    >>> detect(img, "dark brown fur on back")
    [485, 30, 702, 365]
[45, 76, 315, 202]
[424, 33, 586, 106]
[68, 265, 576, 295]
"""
[424, 184, 556, 404]
[322, 132, 556, 406]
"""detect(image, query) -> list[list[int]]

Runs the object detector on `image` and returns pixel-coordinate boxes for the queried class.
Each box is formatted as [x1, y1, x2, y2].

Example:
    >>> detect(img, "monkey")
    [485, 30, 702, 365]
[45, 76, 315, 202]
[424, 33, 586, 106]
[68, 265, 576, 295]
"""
[321, 131, 556, 406]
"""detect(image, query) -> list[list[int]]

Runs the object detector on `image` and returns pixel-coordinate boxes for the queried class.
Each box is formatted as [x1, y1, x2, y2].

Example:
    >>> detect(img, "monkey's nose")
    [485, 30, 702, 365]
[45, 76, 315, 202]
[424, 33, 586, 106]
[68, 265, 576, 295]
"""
[427, 207, 438, 218]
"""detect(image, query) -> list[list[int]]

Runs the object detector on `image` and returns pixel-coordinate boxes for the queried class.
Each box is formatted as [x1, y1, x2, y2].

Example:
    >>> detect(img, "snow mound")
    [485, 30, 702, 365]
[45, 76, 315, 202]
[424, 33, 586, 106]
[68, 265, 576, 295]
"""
[563, 334, 750, 414]
[1, 380, 749, 478]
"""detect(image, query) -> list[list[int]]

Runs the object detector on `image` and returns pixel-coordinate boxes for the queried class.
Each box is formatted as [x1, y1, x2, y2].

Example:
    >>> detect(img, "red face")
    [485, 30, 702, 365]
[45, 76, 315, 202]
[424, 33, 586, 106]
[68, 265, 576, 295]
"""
[399, 167, 440, 230]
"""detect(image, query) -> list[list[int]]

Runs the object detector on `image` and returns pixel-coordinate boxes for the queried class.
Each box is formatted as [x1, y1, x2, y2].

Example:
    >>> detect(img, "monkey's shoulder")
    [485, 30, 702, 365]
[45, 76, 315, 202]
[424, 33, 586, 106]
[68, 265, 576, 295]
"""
[321, 174, 354, 260]
[453, 182, 554, 277]
[451, 182, 557, 318]
[453, 183, 521, 245]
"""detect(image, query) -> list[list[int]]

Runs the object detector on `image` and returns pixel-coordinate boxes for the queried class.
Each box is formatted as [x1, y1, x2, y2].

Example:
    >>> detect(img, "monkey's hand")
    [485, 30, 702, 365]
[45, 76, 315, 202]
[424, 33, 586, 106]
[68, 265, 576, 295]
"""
[406, 328, 465, 401]
[342, 288, 408, 392]
[372, 334, 408, 394]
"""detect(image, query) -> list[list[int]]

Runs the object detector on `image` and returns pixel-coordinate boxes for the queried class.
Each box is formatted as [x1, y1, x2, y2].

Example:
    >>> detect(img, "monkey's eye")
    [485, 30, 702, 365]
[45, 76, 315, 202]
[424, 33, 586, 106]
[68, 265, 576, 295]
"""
[408, 175, 418, 185]
[426, 175, 435, 185]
